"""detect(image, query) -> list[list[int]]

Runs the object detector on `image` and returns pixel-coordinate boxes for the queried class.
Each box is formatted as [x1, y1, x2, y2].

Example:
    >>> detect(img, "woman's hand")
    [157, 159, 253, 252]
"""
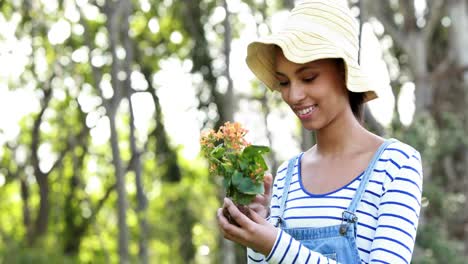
[217, 197, 278, 256]
[248, 173, 273, 219]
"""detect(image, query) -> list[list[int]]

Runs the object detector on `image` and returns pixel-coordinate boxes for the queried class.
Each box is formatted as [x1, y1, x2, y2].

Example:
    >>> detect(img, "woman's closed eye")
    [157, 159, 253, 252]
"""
[277, 74, 317, 86]
[303, 75, 317, 83]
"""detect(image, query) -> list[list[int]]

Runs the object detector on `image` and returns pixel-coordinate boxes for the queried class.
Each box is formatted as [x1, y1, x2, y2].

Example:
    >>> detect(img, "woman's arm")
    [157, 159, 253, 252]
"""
[219, 198, 341, 264]
[221, 161, 341, 264]
[223, 146, 423, 264]
[368, 149, 423, 263]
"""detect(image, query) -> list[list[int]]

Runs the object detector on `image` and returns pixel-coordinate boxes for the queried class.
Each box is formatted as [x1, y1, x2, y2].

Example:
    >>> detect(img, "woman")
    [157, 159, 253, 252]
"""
[217, 0, 423, 263]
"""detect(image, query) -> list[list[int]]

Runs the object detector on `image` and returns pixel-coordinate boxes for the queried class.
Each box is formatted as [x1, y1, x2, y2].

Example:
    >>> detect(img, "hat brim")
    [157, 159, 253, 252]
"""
[246, 30, 377, 103]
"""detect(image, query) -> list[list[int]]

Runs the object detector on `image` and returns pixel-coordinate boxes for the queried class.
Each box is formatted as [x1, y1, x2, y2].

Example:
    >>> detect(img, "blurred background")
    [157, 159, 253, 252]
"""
[0, 0, 467, 263]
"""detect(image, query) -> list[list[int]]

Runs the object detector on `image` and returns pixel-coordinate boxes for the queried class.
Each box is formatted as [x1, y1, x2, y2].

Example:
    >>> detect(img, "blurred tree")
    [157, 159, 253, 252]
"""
[0, 0, 466, 263]
[363, 0, 468, 261]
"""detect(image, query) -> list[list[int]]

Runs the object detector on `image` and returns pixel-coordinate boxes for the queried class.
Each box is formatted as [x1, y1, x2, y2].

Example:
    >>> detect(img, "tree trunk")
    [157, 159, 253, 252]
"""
[63, 151, 85, 255]
[447, 0, 468, 254]
[29, 86, 53, 245]
[105, 1, 129, 262]
[34, 174, 49, 239]
[109, 114, 129, 264]
[260, 94, 279, 173]
[222, 0, 235, 122]
[407, 35, 433, 113]
[448, 0, 468, 83]
[182, 0, 228, 128]
[20, 177, 32, 242]
[62, 112, 94, 256]
[221, 1, 239, 262]
[122, 0, 149, 260]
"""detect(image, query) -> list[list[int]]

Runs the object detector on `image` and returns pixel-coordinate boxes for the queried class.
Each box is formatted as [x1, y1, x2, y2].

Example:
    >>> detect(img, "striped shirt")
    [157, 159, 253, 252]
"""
[247, 141, 423, 264]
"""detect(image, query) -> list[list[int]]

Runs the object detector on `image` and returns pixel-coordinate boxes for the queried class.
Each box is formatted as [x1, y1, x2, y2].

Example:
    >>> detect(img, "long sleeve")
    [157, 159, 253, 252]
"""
[247, 144, 423, 264]
[368, 149, 423, 263]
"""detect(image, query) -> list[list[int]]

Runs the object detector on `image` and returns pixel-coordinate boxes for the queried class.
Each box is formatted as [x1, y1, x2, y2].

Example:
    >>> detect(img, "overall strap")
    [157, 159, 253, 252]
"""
[342, 139, 396, 222]
[275, 155, 298, 227]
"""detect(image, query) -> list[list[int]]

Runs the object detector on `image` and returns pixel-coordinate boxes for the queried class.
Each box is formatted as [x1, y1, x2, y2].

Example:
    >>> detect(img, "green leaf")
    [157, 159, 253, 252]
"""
[239, 160, 248, 170]
[254, 155, 268, 170]
[243, 145, 270, 157]
[222, 162, 234, 175]
[232, 192, 256, 205]
[236, 177, 264, 195]
[223, 176, 231, 189]
[210, 144, 225, 159]
[232, 170, 243, 187]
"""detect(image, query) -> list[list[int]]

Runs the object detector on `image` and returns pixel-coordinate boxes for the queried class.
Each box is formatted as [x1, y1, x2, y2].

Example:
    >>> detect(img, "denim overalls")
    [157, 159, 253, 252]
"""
[274, 139, 395, 263]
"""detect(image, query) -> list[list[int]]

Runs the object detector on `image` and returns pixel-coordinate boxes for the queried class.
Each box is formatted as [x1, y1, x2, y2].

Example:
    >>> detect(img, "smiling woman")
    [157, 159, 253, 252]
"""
[276, 58, 343, 126]
[273, 54, 366, 131]
[216, 1, 423, 263]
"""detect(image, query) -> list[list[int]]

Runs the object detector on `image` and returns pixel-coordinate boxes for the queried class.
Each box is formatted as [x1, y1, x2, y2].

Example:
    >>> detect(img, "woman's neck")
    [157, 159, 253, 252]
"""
[313, 109, 369, 157]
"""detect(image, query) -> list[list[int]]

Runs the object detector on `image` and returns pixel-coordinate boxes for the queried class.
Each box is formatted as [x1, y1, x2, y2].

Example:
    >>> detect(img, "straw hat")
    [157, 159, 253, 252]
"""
[246, 0, 377, 102]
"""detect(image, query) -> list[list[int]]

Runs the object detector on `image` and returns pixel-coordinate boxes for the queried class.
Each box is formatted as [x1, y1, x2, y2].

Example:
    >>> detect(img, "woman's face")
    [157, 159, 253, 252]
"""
[274, 49, 350, 131]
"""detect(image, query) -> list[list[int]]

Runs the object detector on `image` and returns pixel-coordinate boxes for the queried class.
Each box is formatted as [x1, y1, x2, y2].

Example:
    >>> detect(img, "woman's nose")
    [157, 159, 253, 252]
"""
[288, 82, 306, 103]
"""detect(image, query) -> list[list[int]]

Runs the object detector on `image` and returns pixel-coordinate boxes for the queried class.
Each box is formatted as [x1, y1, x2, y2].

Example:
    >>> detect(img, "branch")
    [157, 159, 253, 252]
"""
[103, 0, 126, 112]
[77, 2, 110, 110]
[430, 51, 454, 80]
[90, 183, 116, 222]
[31, 81, 54, 177]
[78, 183, 117, 236]
[423, 0, 445, 41]
[47, 119, 89, 175]
[367, 0, 408, 52]
[432, 64, 468, 81]
[88, 0, 105, 14]
[399, 0, 418, 31]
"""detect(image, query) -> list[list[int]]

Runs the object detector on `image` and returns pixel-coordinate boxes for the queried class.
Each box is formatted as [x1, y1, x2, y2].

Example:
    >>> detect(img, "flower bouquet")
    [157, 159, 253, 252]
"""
[200, 122, 270, 224]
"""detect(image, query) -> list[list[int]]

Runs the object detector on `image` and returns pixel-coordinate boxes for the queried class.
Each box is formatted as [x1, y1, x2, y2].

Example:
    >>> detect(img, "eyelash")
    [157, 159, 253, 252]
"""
[303, 75, 317, 83]
[278, 76, 317, 87]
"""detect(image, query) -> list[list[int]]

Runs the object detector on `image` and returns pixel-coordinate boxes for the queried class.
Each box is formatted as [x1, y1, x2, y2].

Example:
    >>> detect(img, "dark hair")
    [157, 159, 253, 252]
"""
[348, 91, 366, 122]
[335, 59, 365, 122]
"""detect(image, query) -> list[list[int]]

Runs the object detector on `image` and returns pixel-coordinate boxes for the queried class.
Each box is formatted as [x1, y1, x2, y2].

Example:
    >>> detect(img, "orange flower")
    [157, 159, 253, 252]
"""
[209, 163, 218, 173]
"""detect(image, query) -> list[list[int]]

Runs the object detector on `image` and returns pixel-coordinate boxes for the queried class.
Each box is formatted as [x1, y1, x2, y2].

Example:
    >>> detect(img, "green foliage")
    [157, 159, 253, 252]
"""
[200, 122, 270, 205]
[146, 155, 219, 264]
[0, 244, 77, 264]
[1, 0, 466, 263]
[392, 112, 467, 263]
[413, 220, 465, 264]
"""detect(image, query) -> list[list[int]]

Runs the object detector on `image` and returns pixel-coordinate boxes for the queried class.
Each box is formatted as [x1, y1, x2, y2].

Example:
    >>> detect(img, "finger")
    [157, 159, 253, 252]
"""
[263, 173, 273, 197]
[248, 207, 269, 225]
[251, 193, 266, 205]
[217, 208, 238, 241]
[224, 198, 254, 228]
[217, 208, 236, 233]
[218, 203, 249, 244]
[217, 208, 226, 226]
[247, 203, 264, 212]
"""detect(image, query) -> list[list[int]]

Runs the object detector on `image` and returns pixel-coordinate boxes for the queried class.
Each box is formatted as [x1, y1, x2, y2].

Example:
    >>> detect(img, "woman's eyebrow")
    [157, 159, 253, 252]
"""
[295, 66, 317, 74]
[274, 71, 287, 77]
[275, 66, 317, 77]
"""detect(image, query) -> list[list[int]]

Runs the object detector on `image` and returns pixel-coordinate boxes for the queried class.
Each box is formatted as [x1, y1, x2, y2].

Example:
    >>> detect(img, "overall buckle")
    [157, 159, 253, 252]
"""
[275, 217, 283, 227]
[339, 211, 358, 235]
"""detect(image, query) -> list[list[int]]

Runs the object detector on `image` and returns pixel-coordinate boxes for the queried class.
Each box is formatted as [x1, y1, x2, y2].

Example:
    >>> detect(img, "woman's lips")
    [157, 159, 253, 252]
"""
[295, 104, 317, 120]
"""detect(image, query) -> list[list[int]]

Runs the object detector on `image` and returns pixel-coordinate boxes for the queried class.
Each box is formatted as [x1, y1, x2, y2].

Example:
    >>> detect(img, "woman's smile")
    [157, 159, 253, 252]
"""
[294, 104, 318, 120]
